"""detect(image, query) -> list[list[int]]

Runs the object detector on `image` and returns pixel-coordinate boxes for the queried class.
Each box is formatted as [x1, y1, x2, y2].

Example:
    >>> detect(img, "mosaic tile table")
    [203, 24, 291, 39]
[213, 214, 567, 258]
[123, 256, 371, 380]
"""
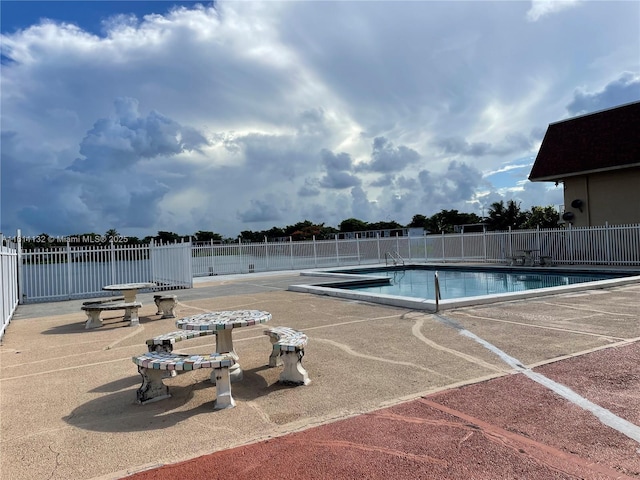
[176, 310, 272, 382]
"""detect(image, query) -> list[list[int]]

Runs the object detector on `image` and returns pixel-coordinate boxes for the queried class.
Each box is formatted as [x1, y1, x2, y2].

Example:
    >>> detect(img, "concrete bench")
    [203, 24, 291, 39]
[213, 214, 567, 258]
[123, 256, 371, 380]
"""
[146, 330, 216, 353]
[539, 255, 554, 266]
[263, 327, 310, 385]
[82, 296, 125, 305]
[81, 301, 142, 329]
[507, 255, 526, 266]
[132, 352, 236, 409]
[153, 294, 178, 318]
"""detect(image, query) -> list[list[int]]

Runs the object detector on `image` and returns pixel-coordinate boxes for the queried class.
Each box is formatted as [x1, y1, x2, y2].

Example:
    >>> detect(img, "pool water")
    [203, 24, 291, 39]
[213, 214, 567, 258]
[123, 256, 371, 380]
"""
[339, 268, 627, 300]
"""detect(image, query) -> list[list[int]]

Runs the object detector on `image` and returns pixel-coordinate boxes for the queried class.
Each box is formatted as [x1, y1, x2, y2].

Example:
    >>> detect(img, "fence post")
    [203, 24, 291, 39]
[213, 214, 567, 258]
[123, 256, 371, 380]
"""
[423, 234, 428, 262]
[356, 234, 361, 265]
[605, 222, 611, 264]
[335, 235, 339, 265]
[441, 231, 445, 261]
[109, 241, 116, 284]
[508, 227, 513, 257]
[407, 235, 412, 261]
[460, 228, 464, 260]
[482, 226, 487, 263]
[289, 236, 294, 269]
[16, 229, 24, 304]
[568, 223, 574, 264]
[149, 239, 156, 283]
[209, 239, 215, 275]
[66, 240, 72, 300]
[376, 233, 381, 263]
[312, 236, 317, 268]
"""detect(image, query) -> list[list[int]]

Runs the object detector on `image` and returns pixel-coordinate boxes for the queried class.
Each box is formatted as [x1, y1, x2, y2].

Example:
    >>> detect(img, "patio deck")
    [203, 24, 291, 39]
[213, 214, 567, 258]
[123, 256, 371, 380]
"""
[1, 271, 639, 480]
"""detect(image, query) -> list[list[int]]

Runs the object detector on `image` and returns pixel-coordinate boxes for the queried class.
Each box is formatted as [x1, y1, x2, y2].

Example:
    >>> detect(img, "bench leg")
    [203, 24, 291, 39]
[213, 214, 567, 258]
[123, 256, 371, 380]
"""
[149, 344, 173, 353]
[268, 341, 283, 367]
[84, 311, 103, 329]
[126, 307, 140, 326]
[154, 297, 162, 315]
[213, 366, 235, 410]
[214, 330, 242, 383]
[279, 350, 310, 386]
[136, 367, 171, 404]
[158, 298, 176, 319]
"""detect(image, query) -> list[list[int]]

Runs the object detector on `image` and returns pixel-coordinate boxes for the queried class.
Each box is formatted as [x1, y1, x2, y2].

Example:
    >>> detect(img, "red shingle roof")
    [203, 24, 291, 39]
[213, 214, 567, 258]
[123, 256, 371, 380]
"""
[529, 101, 640, 181]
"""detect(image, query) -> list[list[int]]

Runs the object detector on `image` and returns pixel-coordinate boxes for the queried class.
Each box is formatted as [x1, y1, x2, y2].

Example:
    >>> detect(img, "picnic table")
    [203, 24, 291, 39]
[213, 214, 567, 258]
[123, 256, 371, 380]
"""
[176, 310, 272, 382]
[516, 249, 539, 267]
[103, 282, 156, 303]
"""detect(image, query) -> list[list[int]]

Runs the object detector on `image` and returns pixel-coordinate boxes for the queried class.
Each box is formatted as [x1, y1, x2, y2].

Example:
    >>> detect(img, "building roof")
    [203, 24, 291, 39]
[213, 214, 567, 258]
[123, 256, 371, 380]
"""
[529, 101, 640, 182]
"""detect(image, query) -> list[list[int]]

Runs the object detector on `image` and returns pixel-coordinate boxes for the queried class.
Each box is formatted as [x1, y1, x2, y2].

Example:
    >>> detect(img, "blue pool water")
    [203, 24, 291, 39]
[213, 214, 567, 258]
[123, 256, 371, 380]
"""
[333, 267, 629, 300]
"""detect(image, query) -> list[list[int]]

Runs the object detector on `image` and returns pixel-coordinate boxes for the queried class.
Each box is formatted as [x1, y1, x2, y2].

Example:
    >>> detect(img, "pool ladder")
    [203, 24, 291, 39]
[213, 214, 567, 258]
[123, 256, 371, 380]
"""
[385, 251, 405, 266]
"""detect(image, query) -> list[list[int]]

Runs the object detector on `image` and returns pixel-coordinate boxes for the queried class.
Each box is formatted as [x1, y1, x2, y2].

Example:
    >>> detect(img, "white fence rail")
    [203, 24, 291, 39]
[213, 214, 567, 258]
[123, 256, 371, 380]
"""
[3, 223, 640, 306]
[1, 236, 19, 339]
[18, 240, 193, 303]
[150, 240, 193, 289]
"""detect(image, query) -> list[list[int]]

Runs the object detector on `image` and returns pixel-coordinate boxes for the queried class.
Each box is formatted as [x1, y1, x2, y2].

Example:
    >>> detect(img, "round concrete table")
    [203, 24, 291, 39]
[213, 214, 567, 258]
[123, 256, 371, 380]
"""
[103, 282, 156, 303]
[176, 310, 272, 382]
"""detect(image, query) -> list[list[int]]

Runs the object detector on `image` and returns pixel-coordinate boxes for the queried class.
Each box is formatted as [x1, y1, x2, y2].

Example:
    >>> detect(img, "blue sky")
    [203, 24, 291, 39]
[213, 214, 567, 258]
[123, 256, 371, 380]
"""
[1, 1, 639, 238]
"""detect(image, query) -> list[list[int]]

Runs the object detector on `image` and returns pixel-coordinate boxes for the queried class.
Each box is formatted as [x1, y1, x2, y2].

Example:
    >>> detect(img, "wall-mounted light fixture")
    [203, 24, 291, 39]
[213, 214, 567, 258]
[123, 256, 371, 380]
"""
[562, 211, 575, 222]
[570, 199, 584, 212]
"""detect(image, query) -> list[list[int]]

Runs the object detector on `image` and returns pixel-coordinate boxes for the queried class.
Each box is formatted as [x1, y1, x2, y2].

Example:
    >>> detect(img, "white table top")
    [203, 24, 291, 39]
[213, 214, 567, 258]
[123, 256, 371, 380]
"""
[103, 282, 156, 291]
[176, 310, 272, 331]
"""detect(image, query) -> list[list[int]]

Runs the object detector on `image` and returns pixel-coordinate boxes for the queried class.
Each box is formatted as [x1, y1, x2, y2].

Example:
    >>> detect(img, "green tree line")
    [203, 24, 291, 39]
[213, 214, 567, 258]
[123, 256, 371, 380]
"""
[13, 200, 559, 249]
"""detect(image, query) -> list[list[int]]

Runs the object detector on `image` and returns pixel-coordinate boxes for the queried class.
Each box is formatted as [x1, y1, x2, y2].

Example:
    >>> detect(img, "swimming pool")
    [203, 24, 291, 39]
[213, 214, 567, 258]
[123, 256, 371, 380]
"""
[288, 264, 640, 311]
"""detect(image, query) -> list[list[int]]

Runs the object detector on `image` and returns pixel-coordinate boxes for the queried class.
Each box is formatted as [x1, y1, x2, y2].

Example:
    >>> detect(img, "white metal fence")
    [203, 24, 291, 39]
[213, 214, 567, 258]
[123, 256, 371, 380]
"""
[17, 239, 193, 303]
[1, 236, 19, 338]
[4, 223, 640, 306]
[150, 240, 193, 289]
[418, 223, 640, 265]
[192, 223, 640, 277]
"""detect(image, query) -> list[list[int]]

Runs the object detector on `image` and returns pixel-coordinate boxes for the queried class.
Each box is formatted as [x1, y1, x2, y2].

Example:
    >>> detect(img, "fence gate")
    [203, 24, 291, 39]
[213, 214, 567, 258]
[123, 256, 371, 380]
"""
[150, 241, 193, 290]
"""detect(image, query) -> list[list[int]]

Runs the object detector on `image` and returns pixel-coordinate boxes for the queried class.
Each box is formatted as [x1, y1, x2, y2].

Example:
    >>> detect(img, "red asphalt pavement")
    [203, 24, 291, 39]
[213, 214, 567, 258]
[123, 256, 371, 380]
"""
[125, 341, 640, 480]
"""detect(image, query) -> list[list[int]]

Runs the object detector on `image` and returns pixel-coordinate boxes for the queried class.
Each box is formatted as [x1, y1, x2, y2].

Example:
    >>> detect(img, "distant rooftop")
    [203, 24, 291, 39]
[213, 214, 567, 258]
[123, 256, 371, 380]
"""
[529, 101, 640, 182]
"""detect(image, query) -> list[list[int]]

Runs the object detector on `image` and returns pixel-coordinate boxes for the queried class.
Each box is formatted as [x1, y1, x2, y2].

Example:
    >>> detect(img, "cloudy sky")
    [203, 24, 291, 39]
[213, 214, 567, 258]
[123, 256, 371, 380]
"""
[1, 1, 639, 239]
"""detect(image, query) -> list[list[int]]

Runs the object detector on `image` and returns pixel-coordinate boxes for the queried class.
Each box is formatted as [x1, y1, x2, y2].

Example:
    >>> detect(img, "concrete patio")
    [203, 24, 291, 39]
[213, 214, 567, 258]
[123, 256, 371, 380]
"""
[1, 271, 639, 479]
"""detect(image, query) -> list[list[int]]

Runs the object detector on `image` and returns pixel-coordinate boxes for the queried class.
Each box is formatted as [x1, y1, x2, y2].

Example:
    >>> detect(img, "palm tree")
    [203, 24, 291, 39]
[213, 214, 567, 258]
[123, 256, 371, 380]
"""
[486, 200, 527, 230]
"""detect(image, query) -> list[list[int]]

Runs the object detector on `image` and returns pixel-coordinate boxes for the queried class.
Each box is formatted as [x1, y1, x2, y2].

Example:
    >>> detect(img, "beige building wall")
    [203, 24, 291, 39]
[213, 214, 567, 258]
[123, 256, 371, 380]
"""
[563, 167, 640, 227]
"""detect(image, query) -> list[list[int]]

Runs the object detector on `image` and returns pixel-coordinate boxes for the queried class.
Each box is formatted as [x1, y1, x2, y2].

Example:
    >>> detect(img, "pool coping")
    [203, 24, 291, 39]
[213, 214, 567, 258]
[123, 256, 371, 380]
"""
[288, 263, 640, 311]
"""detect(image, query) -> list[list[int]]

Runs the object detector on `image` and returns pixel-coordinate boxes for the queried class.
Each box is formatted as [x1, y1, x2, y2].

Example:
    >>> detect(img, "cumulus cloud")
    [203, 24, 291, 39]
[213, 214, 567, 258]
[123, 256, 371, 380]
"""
[414, 161, 487, 213]
[436, 137, 492, 157]
[69, 97, 209, 173]
[1, 1, 637, 237]
[237, 196, 285, 223]
[357, 137, 421, 173]
[526, 0, 581, 22]
[566, 72, 640, 115]
[435, 133, 534, 158]
[318, 149, 361, 189]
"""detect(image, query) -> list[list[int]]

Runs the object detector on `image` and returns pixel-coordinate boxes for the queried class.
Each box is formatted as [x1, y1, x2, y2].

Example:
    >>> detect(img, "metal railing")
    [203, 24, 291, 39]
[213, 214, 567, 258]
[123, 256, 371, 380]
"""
[3, 223, 640, 305]
[1, 235, 19, 338]
[16, 235, 193, 304]
[385, 251, 405, 266]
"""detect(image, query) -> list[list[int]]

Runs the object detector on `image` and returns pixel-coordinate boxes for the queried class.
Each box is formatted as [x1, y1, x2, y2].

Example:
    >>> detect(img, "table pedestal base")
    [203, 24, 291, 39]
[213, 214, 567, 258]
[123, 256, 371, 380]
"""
[211, 330, 243, 383]
[210, 359, 242, 383]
